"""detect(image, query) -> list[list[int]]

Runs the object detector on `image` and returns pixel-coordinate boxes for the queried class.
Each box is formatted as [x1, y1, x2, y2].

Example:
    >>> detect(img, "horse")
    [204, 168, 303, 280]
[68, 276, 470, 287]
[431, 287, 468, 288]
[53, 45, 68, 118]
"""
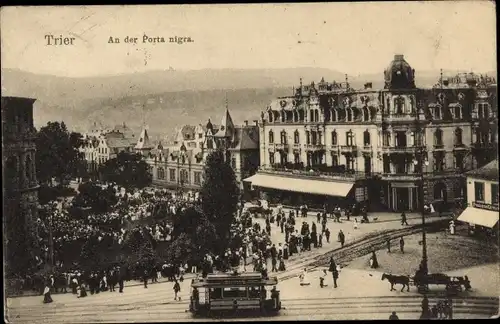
[381, 273, 410, 292]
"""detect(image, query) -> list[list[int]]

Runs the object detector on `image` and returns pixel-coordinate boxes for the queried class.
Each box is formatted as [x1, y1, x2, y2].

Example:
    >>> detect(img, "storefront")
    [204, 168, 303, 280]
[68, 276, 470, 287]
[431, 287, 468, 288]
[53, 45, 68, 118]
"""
[457, 203, 499, 238]
[243, 172, 366, 210]
[382, 181, 420, 212]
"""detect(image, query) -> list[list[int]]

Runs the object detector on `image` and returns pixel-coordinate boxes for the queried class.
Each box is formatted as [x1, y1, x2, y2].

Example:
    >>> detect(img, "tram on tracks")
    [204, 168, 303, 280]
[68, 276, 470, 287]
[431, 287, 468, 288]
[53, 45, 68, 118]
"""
[189, 271, 281, 316]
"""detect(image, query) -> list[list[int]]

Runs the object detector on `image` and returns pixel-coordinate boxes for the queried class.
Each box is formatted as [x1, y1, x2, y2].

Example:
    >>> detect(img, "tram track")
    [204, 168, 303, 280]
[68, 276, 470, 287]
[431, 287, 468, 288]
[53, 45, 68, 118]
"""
[9, 295, 498, 322]
[277, 219, 448, 281]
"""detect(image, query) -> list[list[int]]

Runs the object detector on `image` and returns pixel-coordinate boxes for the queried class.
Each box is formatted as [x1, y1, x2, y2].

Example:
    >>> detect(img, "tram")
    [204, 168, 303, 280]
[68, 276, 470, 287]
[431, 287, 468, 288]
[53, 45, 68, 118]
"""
[189, 271, 281, 316]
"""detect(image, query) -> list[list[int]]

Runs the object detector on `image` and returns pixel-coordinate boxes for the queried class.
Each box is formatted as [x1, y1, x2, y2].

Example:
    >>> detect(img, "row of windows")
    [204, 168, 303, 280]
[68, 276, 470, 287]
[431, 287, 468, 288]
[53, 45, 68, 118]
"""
[382, 152, 466, 173]
[5, 154, 36, 186]
[268, 152, 360, 171]
[269, 130, 369, 146]
[267, 107, 373, 123]
[156, 167, 203, 185]
[474, 182, 499, 205]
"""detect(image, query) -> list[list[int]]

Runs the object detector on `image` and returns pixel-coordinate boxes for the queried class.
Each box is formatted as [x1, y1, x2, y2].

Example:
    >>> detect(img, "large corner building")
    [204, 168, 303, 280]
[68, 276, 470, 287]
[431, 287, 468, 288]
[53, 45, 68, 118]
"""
[245, 55, 498, 212]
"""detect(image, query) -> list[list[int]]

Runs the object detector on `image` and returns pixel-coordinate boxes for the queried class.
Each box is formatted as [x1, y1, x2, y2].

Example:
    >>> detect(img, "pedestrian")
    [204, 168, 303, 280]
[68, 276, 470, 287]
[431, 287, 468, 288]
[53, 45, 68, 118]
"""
[399, 237, 405, 253]
[271, 256, 278, 272]
[278, 256, 286, 271]
[43, 281, 53, 304]
[77, 283, 87, 298]
[389, 311, 399, 320]
[370, 251, 379, 268]
[319, 270, 327, 288]
[401, 212, 409, 226]
[338, 230, 345, 248]
[332, 266, 339, 288]
[316, 213, 321, 224]
[325, 228, 330, 243]
[318, 233, 323, 247]
[143, 268, 148, 289]
[173, 279, 181, 301]
[387, 238, 391, 253]
[299, 268, 310, 286]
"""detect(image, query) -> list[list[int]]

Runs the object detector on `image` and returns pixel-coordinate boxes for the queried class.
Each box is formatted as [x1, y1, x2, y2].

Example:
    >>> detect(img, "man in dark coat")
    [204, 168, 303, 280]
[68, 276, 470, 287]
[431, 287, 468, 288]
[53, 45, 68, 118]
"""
[118, 266, 125, 293]
[399, 237, 405, 253]
[332, 267, 339, 288]
[338, 230, 345, 248]
[325, 228, 330, 243]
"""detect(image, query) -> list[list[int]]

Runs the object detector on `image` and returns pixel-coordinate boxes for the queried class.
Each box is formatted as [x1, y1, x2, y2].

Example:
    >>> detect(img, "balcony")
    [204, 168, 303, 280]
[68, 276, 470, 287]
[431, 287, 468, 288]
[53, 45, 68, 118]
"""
[292, 143, 301, 151]
[471, 142, 495, 150]
[273, 143, 289, 151]
[381, 145, 418, 154]
[304, 144, 325, 152]
[433, 144, 445, 151]
[340, 145, 358, 154]
[330, 144, 339, 151]
[380, 172, 421, 181]
[452, 143, 468, 151]
[259, 164, 368, 181]
[383, 113, 419, 123]
[361, 145, 372, 152]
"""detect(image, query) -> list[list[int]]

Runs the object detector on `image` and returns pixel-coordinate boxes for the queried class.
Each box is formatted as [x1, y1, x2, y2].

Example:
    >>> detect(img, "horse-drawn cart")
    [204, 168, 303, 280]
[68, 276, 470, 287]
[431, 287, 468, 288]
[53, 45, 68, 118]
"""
[412, 273, 469, 294]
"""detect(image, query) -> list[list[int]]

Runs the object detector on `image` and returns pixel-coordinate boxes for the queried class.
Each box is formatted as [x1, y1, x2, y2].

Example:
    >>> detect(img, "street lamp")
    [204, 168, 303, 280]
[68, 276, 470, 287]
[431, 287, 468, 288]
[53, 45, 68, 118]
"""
[414, 148, 429, 276]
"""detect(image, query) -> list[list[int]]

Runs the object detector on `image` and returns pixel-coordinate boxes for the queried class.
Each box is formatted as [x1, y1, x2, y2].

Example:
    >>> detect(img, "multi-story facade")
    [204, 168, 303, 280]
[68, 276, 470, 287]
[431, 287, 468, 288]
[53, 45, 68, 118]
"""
[146, 109, 260, 193]
[457, 159, 499, 234]
[2, 96, 40, 272]
[246, 54, 497, 212]
[80, 123, 138, 170]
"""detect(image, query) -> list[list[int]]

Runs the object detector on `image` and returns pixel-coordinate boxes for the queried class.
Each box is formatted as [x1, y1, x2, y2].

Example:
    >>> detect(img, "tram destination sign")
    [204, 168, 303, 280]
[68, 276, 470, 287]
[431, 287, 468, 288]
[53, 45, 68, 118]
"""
[472, 201, 499, 212]
[207, 279, 262, 286]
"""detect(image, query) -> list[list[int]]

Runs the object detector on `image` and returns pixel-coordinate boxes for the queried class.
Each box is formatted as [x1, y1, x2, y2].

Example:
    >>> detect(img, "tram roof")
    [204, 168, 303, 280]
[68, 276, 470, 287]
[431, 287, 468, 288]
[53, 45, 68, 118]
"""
[191, 272, 278, 288]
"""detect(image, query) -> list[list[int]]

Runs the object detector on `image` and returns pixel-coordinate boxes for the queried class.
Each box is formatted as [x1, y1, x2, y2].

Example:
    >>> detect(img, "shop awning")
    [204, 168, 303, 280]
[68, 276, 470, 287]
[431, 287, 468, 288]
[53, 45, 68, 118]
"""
[243, 173, 354, 197]
[457, 207, 499, 228]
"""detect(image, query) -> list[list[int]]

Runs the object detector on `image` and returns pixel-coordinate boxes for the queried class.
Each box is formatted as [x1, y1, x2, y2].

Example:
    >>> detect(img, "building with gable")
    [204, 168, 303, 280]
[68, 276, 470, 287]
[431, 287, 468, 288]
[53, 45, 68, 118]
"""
[146, 108, 260, 192]
[245, 54, 497, 212]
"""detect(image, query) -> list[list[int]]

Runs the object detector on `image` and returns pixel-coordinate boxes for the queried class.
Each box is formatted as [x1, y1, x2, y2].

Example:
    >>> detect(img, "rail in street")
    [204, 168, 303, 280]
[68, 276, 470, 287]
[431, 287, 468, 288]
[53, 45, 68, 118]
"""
[7, 287, 498, 323]
[276, 218, 449, 281]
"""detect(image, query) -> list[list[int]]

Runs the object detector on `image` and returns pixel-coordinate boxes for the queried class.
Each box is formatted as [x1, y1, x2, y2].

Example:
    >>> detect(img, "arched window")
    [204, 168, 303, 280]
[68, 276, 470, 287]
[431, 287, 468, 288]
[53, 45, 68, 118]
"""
[310, 110, 314, 122]
[363, 130, 371, 146]
[306, 131, 310, 145]
[269, 130, 274, 143]
[434, 128, 443, 146]
[363, 107, 370, 121]
[454, 128, 463, 146]
[331, 109, 337, 122]
[268, 111, 274, 123]
[281, 111, 285, 122]
[434, 182, 447, 201]
[314, 110, 319, 122]
[346, 130, 354, 146]
[293, 111, 299, 122]
[294, 130, 300, 144]
[25, 154, 33, 183]
[347, 109, 353, 122]
[394, 96, 405, 114]
[280, 130, 287, 144]
[331, 131, 337, 146]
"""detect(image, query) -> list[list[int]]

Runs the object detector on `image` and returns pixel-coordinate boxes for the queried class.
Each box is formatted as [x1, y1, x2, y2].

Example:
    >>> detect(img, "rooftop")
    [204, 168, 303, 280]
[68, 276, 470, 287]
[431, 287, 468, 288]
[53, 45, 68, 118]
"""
[466, 160, 499, 181]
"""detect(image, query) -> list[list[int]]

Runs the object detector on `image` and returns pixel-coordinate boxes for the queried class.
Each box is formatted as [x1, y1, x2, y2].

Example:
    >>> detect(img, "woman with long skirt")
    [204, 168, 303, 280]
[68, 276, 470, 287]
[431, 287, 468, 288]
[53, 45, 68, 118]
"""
[43, 281, 53, 304]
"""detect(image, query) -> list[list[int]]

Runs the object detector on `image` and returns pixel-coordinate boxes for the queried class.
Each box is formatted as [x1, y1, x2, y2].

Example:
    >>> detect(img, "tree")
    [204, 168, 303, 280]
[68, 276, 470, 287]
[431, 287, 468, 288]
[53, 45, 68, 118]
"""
[35, 121, 85, 185]
[199, 149, 240, 256]
[72, 182, 118, 214]
[99, 152, 152, 190]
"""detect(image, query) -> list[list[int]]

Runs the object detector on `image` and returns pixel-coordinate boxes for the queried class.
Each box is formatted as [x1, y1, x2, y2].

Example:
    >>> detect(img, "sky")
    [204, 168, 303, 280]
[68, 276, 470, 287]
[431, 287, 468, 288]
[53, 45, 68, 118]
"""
[1, 2, 497, 78]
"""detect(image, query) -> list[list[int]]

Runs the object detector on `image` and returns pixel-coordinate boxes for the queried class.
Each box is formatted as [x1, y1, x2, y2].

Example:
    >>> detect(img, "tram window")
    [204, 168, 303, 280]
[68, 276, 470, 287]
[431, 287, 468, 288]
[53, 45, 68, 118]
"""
[211, 288, 223, 299]
[223, 287, 247, 298]
[249, 287, 260, 298]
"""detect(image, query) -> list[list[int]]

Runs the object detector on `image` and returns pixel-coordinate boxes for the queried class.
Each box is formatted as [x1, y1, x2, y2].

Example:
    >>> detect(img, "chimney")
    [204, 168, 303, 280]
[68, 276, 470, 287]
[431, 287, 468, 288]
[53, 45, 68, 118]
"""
[394, 54, 404, 60]
[244, 120, 248, 126]
[364, 82, 372, 90]
[253, 120, 259, 127]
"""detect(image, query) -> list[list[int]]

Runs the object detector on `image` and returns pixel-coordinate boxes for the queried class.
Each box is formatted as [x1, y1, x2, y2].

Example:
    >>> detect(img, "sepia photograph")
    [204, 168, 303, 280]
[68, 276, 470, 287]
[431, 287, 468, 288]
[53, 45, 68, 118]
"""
[1, 2, 498, 322]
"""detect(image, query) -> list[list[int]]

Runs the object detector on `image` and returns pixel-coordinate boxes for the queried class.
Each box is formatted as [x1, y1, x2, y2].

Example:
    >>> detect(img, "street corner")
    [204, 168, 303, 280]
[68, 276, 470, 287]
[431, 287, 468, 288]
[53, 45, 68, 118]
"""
[444, 263, 500, 297]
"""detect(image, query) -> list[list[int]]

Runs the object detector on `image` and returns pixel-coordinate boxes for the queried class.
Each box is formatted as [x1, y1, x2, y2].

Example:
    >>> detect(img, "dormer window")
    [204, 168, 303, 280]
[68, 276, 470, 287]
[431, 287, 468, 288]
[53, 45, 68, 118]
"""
[362, 107, 370, 121]
[433, 104, 442, 119]
[268, 111, 274, 123]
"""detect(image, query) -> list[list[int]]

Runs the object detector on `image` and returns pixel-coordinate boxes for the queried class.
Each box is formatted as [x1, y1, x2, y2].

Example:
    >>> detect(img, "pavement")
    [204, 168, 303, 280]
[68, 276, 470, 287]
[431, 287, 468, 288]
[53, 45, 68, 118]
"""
[7, 267, 498, 322]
